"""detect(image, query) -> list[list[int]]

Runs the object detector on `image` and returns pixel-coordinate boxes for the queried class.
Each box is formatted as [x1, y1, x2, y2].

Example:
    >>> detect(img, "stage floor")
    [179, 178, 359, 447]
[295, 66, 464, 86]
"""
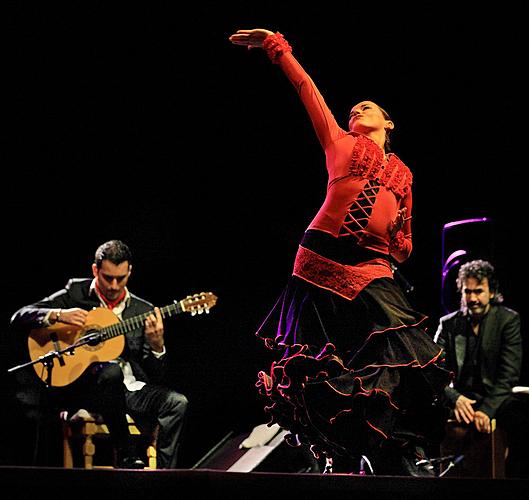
[1, 466, 528, 499]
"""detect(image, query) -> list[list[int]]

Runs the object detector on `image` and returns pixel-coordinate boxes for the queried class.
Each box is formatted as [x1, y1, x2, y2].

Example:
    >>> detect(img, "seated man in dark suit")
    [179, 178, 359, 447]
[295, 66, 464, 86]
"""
[434, 259, 528, 478]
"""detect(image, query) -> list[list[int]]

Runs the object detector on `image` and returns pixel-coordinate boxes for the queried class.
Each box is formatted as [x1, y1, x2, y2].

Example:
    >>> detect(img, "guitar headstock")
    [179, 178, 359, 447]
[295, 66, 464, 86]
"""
[180, 292, 218, 316]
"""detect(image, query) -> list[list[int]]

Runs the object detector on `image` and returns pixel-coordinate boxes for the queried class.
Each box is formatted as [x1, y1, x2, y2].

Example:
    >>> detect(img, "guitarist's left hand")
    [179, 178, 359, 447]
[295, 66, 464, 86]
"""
[144, 306, 165, 353]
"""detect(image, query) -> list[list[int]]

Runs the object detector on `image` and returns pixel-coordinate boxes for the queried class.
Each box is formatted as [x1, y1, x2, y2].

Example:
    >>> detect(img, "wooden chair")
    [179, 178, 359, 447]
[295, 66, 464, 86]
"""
[439, 418, 507, 478]
[61, 409, 157, 469]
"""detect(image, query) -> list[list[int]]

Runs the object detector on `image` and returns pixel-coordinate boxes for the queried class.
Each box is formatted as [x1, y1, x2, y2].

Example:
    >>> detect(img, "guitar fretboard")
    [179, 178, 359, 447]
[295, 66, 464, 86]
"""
[99, 301, 183, 340]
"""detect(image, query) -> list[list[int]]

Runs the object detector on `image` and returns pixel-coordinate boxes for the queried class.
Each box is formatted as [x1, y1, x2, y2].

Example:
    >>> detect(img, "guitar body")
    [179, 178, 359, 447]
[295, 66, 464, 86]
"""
[26, 291, 217, 387]
[28, 308, 125, 387]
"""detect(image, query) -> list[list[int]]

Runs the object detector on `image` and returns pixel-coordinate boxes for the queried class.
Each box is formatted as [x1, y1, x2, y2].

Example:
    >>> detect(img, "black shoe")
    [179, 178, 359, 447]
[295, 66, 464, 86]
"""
[401, 453, 435, 477]
[367, 444, 435, 476]
[118, 456, 146, 469]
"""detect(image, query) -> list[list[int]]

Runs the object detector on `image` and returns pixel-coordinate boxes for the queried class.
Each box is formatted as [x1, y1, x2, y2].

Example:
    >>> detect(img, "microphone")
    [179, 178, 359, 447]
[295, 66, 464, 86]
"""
[84, 331, 104, 346]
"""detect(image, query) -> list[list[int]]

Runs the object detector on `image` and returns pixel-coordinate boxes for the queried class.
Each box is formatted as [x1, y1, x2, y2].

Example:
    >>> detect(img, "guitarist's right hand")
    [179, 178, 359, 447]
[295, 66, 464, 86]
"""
[54, 307, 89, 326]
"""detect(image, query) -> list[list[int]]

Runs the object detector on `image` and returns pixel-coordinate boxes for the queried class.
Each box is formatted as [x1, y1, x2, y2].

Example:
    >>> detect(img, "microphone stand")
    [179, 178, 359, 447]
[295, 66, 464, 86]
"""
[6, 330, 104, 466]
[7, 331, 104, 386]
[390, 262, 414, 294]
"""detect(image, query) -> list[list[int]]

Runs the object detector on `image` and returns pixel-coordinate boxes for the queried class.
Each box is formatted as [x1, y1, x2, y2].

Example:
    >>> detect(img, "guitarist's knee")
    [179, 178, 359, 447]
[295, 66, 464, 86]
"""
[91, 361, 124, 385]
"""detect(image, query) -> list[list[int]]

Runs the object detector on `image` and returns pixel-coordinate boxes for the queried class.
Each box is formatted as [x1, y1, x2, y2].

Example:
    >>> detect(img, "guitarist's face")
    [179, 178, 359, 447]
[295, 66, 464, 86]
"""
[92, 260, 132, 302]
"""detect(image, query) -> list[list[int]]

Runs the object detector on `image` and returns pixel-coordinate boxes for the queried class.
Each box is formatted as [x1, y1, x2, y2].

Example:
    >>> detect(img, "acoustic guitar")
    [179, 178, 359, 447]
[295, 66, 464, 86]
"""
[28, 291, 217, 387]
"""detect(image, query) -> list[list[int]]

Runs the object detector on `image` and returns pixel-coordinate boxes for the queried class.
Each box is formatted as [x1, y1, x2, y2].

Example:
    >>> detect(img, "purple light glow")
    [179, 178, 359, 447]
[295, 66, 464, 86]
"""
[440, 217, 492, 313]
[442, 250, 467, 277]
[443, 217, 491, 230]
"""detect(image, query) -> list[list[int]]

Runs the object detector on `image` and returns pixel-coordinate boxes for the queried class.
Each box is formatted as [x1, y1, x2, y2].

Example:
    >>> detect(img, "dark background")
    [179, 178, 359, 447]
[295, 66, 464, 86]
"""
[2, 2, 527, 468]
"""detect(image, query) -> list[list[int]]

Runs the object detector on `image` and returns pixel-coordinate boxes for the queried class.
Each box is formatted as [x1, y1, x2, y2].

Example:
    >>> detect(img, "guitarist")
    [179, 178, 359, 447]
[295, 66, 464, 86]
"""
[10, 239, 188, 469]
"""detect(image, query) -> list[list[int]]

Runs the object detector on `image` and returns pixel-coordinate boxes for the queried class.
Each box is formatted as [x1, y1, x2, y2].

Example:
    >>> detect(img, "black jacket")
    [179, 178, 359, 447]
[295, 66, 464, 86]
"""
[434, 304, 521, 419]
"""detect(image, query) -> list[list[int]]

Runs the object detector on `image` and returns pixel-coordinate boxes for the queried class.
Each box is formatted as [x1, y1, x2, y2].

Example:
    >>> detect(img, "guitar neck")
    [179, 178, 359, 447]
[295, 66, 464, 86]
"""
[101, 301, 183, 340]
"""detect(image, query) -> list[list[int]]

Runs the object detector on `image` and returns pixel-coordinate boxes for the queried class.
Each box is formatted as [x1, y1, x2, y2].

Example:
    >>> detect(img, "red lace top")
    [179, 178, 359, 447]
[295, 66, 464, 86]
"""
[264, 33, 414, 300]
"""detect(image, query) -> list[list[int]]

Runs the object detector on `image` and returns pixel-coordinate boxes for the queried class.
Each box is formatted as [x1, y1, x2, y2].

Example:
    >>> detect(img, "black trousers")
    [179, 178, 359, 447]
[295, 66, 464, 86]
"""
[126, 384, 188, 469]
[49, 362, 188, 468]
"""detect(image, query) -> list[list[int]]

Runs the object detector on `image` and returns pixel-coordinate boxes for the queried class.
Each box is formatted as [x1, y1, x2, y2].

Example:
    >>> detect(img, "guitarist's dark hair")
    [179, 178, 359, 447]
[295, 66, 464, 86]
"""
[94, 239, 133, 269]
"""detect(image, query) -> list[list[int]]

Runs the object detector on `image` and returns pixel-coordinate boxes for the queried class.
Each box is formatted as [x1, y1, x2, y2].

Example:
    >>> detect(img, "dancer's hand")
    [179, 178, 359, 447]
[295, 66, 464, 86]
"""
[229, 29, 274, 49]
[390, 207, 408, 238]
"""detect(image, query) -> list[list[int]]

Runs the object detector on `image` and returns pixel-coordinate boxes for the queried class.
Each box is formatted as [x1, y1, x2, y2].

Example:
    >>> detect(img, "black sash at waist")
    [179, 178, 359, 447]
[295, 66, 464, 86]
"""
[300, 230, 389, 267]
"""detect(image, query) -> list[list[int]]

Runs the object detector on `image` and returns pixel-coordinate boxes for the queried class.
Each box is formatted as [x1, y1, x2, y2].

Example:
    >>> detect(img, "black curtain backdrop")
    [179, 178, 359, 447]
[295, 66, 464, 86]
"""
[2, 2, 527, 468]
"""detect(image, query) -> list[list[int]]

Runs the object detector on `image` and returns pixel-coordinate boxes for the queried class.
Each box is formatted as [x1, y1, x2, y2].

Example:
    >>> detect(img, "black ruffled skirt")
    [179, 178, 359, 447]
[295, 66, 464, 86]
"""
[255, 274, 451, 466]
